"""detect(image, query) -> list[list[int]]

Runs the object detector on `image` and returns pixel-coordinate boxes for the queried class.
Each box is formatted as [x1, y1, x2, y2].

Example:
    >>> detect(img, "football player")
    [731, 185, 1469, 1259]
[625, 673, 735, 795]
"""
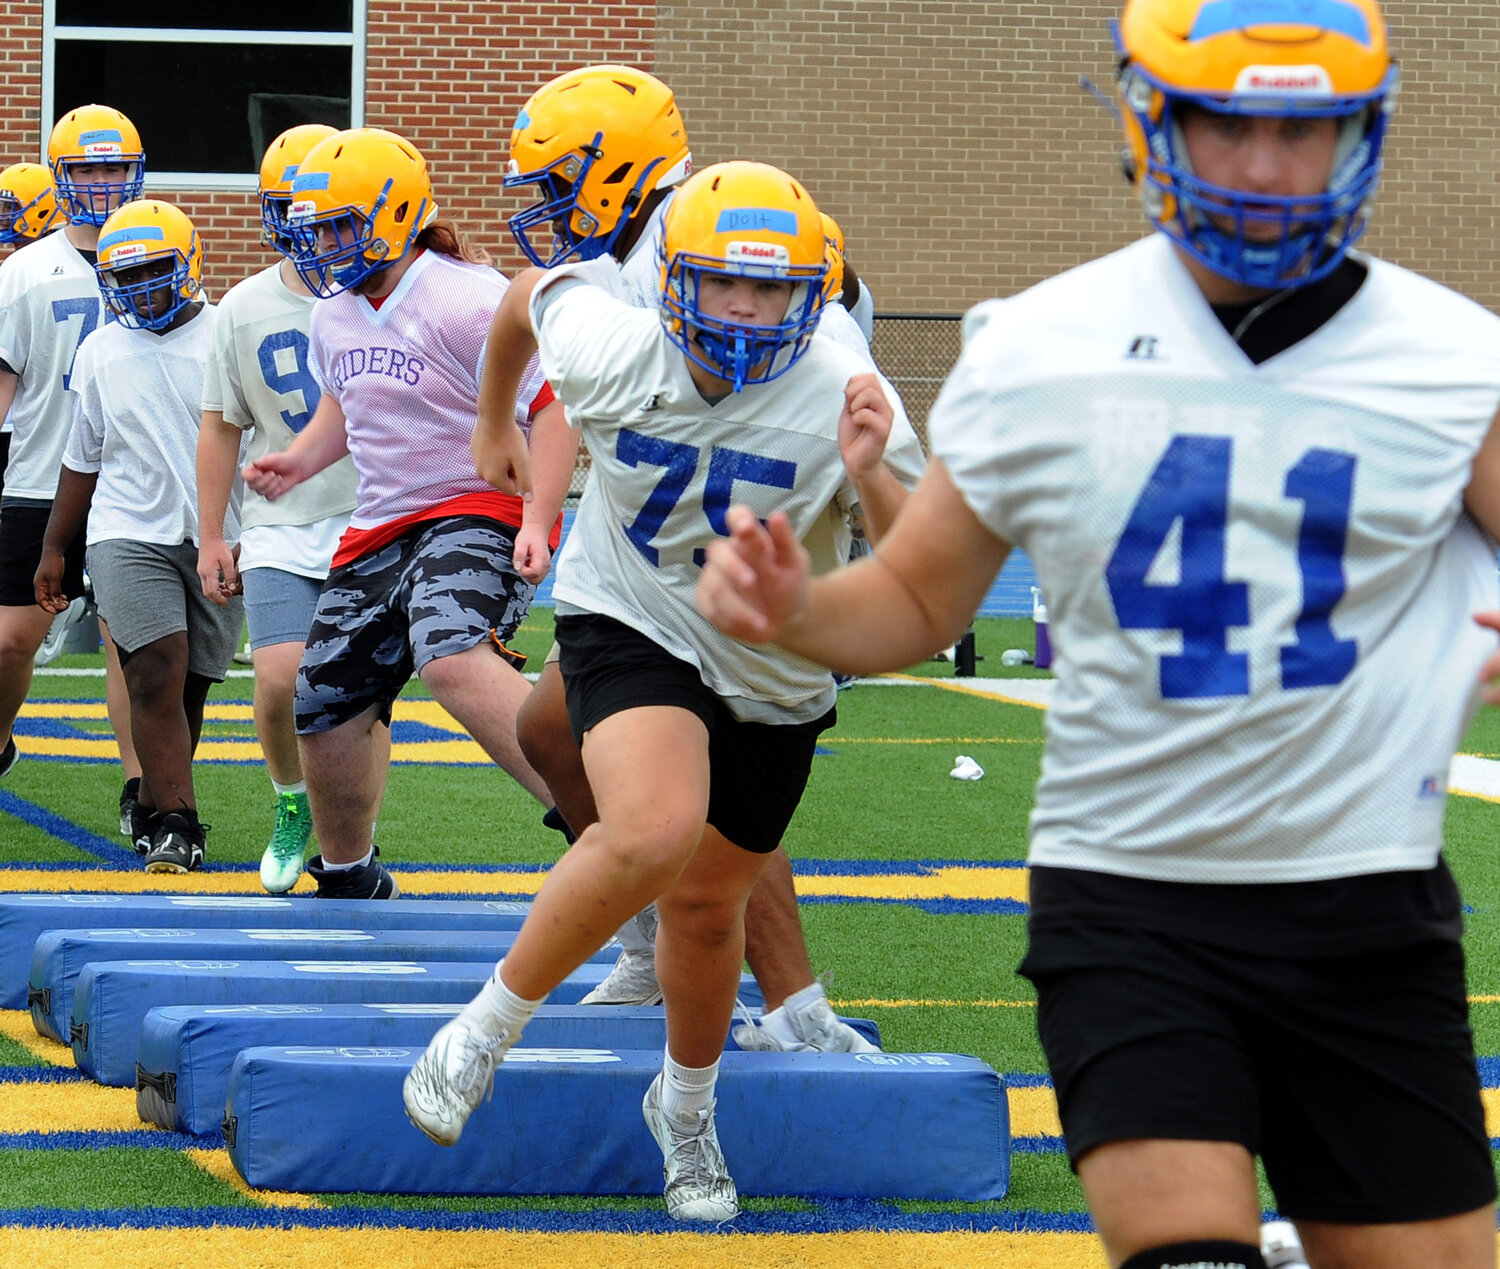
[35, 199, 233, 873]
[484, 66, 921, 1055]
[194, 123, 382, 895]
[242, 127, 568, 900]
[0, 105, 144, 835]
[404, 160, 903, 1224]
[699, 2, 1500, 1266]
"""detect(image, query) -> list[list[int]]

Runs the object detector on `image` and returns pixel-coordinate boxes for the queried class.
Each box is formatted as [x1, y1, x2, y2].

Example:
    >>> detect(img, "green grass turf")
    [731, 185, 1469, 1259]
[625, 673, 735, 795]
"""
[6, 611, 1500, 1217]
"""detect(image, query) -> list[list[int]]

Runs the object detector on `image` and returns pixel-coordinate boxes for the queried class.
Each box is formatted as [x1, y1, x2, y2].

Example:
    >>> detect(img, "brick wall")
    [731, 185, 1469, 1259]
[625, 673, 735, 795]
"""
[659, 0, 1500, 314]
[2, 3, 1495, 313]
[0, 3, 654, 297]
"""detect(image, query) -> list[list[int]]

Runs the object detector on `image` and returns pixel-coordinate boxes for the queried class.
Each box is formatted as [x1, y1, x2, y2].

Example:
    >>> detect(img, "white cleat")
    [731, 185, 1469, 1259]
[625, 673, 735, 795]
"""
[580, 947, 663, 1005]
[1261, 1220, 1310, 1269]
[733, 986, 880, 1054]
[642, 1073, 739, 1223]
[402, 1015, 508, 1146]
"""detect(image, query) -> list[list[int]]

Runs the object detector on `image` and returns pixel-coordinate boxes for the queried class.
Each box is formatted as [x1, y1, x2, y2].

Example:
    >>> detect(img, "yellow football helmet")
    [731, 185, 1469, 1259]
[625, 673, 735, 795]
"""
[658, 161, 827, 391]
[95, 199, 202, 332]
[819, 212, 847, 305]
[0, 163, 63, 244]
[1115, 0, 1396, 288]
[506, 65, 691, 265]
[259, 123, 339, 254]
[47, 104, 145, 226]
[284, 127, 438, 296]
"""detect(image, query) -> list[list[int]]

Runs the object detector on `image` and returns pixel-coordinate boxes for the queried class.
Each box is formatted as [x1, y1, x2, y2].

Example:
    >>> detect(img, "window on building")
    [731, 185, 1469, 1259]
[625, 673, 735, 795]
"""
[44, 0, 365, 188]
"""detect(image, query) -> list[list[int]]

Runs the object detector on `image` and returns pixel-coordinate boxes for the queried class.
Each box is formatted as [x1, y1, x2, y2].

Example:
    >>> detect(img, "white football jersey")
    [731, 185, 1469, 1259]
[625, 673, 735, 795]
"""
[65, 304, 239, 547]
[935, 234, 1500, 884]
[0, 231, 111, 499]
[533, 261, 873, 724]
[308, 250, 547, 530]
[203, 261, 357, 529]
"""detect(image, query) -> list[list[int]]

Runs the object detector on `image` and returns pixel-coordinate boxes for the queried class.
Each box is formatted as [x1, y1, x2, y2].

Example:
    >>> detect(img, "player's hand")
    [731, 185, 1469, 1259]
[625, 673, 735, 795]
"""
[243, 450, 307, 501]
[512, 522, 553, 586]
[33, 548, 70, 614]
[473, 416, 534, 498]
[197, 539, 243, 607]
[838, 372, 894, 480]
[1477, 611, 1500, 704]
[698, 505, 811, 644]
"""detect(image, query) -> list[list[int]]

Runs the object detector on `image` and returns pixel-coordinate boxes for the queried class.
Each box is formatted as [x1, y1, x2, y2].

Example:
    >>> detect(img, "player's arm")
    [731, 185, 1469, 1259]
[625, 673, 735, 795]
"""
[1464, 404, 1500, 701]
[512, 397, 577, 585]
[839, 372, 907, 545]
[474, 267, 548, 495]
[242, 392, 348, 500]
[698, 457, 1010, 674]
[0, 368, 17, 422]
[35, 466, 96, 613]
[196, 410, 245, 605]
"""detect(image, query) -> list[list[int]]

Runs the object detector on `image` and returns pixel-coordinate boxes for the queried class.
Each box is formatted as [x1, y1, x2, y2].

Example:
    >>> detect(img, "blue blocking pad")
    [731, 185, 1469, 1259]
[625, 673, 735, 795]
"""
[225, 1045, 1008, 1201]
[29, 926, 615, 1043]
[137, 1002, 882, 1135]
[72, 959, 764, 1088]
[0, 892, 533, 1009]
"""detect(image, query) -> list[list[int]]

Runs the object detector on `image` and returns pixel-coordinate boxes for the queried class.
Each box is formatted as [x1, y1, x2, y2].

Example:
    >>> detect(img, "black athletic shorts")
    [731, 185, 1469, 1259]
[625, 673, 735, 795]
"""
[554, 611, 833, 854]
[1019, 918, 1496, 1224]
[0, 498, 85, 607]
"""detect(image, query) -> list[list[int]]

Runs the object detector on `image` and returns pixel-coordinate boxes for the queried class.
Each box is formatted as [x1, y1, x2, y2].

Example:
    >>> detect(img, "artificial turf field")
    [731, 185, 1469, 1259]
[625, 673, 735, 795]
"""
[3, 611, 1500, 1266]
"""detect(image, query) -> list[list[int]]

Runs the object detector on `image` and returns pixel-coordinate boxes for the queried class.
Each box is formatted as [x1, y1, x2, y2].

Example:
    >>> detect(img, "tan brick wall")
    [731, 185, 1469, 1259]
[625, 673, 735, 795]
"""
[659, 1, 1500, 314]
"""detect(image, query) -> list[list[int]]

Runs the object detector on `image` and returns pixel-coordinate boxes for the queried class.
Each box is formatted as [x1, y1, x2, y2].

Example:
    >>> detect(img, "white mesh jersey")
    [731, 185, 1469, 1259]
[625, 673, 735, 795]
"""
[533, 261, 874, 724]
[0, 231, 112, 499]
[308, 250, 547, 530]
[935, 234, 1500, 884]
[65, 304, 240, 547]
[203, 261, 357, 529]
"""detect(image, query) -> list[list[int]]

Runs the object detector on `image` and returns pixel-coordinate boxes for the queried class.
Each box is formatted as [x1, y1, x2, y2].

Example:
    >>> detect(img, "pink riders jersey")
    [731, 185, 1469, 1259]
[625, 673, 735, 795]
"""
[308, 250, 547, 532]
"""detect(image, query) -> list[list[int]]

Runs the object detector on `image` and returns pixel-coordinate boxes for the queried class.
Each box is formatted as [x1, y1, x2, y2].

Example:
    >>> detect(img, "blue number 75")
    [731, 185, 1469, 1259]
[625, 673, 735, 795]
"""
[617, 426, 797, 567]
[1105, 434, 1357, 698]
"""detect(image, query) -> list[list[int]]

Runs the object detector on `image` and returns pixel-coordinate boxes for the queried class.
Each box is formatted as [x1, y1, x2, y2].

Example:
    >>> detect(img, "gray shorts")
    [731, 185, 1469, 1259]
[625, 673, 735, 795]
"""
[87, 538, 244, 681]
[294, 515, 535, 735]
[243, 566, 322, 651]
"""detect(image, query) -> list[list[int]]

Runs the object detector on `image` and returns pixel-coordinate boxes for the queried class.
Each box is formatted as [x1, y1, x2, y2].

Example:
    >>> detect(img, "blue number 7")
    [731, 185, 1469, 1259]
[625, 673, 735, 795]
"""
[616, 427, 799, 568]
[1105, 434, 1357, 699]
[51, 297, 101, 391]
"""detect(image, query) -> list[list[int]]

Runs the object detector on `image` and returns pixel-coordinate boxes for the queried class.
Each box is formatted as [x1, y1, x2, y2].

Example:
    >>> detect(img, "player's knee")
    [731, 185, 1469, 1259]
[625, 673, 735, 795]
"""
[1119, 1240, 1266, 1269]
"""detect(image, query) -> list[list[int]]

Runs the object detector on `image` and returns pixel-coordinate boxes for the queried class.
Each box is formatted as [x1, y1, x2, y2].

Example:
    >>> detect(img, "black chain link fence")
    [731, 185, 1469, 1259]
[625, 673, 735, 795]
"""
[566, 310, 962, 491]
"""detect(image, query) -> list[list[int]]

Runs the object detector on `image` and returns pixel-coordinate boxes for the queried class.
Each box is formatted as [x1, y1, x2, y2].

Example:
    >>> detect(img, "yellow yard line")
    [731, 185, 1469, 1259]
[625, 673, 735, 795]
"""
[0, 1009, 75, 1066]
[0, 1229, 1111, 1269]
[0, 1080, 144, 1133]
[182, 1147, 324, 1209]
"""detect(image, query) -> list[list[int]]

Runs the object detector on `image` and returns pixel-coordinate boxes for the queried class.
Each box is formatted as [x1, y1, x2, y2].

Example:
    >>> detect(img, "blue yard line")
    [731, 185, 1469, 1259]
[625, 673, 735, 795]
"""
[1010, 1136, 1067, 1154]
[0, 1067, 84, 1084]
[1004, 1073, 1053, 1088]
[0, 1203, 1099, 1234]
[0, 791, 136, 866]
[0, 1129, 218, 1151]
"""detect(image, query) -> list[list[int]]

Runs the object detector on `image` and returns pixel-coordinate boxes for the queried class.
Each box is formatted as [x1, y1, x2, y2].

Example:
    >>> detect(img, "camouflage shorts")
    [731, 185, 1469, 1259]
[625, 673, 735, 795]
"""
[294, 516, 535, 735]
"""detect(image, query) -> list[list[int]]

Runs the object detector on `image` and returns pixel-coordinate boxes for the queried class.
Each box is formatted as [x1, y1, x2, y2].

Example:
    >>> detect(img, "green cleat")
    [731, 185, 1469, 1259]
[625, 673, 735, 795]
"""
[259, 791, 313, 893]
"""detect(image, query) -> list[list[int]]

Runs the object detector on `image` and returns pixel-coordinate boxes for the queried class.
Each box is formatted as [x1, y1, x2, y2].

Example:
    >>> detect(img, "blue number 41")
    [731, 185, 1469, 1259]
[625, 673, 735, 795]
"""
[1105, 434, 1357, 699]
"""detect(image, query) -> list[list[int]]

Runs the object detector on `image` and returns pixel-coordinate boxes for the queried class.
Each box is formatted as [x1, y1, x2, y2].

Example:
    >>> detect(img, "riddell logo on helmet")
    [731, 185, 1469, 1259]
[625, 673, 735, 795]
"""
[110, 243, 146, 263]
[83, 142, 124, 159]
[726, 240, 791, 266]
[1234, 64, 1333, 95]
[287, 199, 316, 225]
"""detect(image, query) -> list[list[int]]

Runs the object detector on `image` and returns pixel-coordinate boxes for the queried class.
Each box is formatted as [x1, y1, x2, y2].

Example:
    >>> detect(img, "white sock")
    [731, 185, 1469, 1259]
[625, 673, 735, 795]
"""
[753, 1005, 800, 1049]
[271, 779, 307, 798]
[318, 846, 373, 871]
[660, 1050, 718, 1120]
[460, 958, 545, 1043]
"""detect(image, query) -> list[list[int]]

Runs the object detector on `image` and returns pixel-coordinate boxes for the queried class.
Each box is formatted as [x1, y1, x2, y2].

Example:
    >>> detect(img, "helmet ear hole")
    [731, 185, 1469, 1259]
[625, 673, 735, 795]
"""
[393, 200, 409, 224]
[1119, 146, 1137, 184]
